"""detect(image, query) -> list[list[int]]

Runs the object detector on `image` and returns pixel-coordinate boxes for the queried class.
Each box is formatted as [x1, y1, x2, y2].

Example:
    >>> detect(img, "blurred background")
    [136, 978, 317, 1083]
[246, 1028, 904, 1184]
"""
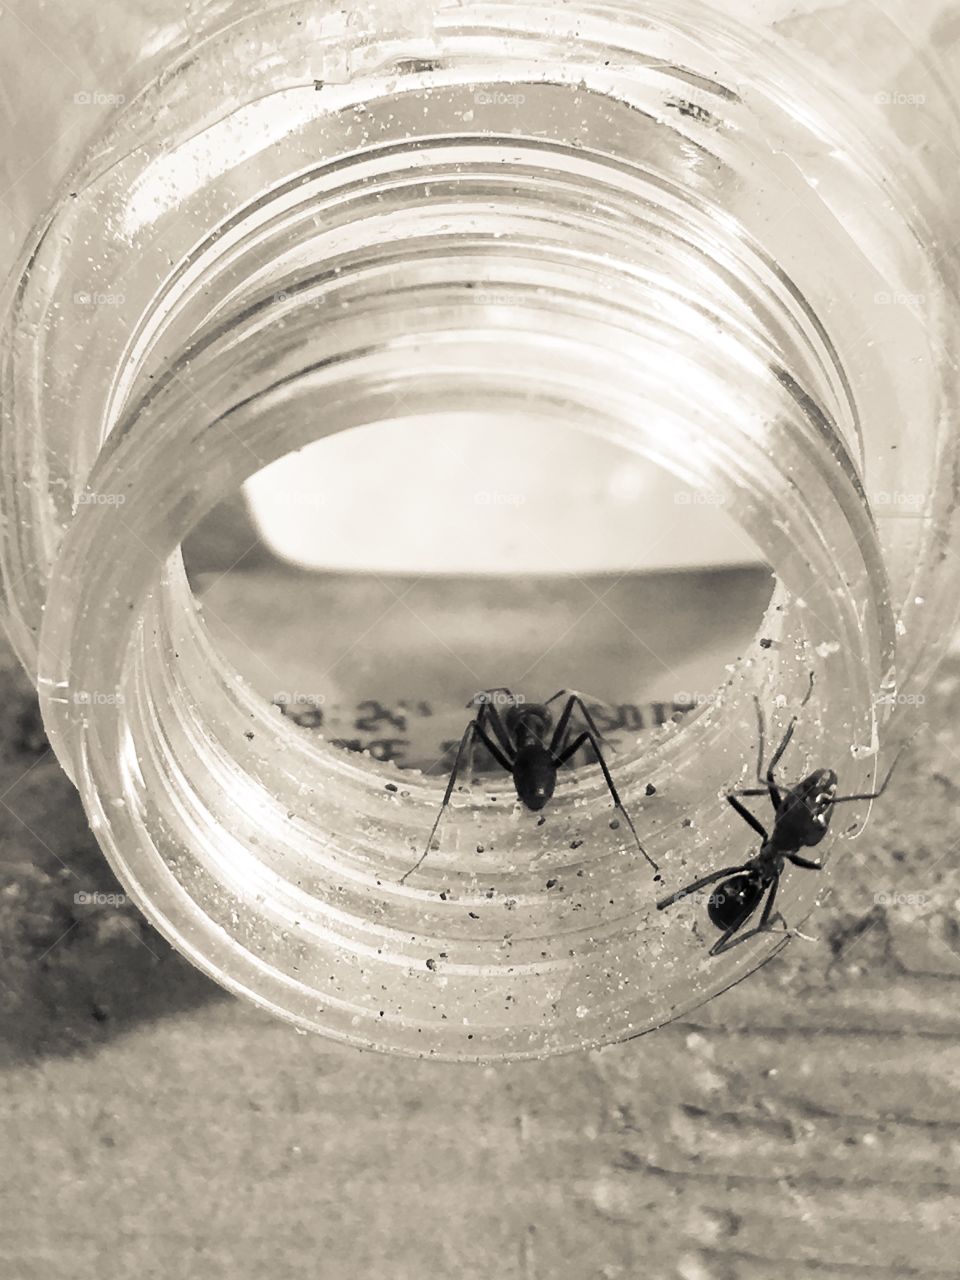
[182, 420, 771, 775]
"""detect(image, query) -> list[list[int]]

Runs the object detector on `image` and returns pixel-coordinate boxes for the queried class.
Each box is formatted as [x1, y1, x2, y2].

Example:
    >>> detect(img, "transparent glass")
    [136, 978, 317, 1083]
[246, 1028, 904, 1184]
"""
[2, 0, 959, 1059]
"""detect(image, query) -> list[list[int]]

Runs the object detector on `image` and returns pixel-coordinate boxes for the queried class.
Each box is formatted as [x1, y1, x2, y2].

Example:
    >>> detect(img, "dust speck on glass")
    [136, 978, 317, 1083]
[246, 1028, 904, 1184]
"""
[1, 0, 959, 1059]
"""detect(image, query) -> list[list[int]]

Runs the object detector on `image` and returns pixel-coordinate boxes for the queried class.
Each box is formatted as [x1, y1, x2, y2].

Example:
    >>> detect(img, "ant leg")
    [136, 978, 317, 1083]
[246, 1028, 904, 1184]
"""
[548, 695, 578, 755]
[732, 696, 778, 807]
[832, 747, 907, 803]
[399, 718, 514, 884]
[761, 705, 796, 804]
[469, 719, 514, 772]
[756, 873, 781, 929]
[710, 872, 781, 956]
[726, 794, 769, 842]
[544, 688, 571, 705]
[549, 693, 614, 770]
[657, 864, 747, 911]
[555, 729, 659, 876]
[564, 695, 610, 744]
[547, 693, 610, 754]
[544, 688, 593, 710]
[759, 673, 815, 801]
[788, 853, 823, 870]
[752, 695, 767, 787]
[470, 695, 516, 760]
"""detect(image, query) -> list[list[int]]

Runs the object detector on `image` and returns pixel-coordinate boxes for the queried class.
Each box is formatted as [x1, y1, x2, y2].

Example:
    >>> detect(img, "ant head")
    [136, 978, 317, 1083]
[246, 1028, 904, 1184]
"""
[790, 767, 838, 844]
[504, 701, 549, 737]
[809, 766, 837, 786]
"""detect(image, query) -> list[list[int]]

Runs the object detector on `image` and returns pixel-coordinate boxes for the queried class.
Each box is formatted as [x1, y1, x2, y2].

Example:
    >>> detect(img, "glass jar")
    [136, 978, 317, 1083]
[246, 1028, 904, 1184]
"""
[1, 0, 958, 1059]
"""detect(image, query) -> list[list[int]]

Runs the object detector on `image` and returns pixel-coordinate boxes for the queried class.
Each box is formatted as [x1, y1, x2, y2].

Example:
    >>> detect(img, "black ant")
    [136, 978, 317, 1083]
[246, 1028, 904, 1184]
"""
[656, 675, 906, 955]
[399, 688, 660, 884]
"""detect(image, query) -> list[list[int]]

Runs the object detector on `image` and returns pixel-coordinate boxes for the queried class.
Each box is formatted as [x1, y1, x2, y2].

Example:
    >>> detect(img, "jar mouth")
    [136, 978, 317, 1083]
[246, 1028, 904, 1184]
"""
[36, 126, 891, 1058]
[4, 2, 929, 1058]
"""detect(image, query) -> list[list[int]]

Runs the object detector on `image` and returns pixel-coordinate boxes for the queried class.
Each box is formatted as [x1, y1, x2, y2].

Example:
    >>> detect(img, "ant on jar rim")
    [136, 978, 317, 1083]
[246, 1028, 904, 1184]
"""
[399, 688, 659, 884]
[657, 673, 911, 955]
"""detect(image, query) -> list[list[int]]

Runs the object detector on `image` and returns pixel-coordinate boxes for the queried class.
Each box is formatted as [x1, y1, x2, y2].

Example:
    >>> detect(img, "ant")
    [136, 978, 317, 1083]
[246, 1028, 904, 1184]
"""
[656, 674, 906, 956]
[399, 688, 660, 884]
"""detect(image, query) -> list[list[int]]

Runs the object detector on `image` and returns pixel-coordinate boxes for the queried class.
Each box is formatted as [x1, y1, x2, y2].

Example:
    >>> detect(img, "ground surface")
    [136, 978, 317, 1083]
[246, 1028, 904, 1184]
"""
[2, 575, 960, 1280]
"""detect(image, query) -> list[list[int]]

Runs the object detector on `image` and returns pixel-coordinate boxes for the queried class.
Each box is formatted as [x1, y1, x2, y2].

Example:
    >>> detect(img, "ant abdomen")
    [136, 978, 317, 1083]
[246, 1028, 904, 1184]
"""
[707, 872, 766, 930]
